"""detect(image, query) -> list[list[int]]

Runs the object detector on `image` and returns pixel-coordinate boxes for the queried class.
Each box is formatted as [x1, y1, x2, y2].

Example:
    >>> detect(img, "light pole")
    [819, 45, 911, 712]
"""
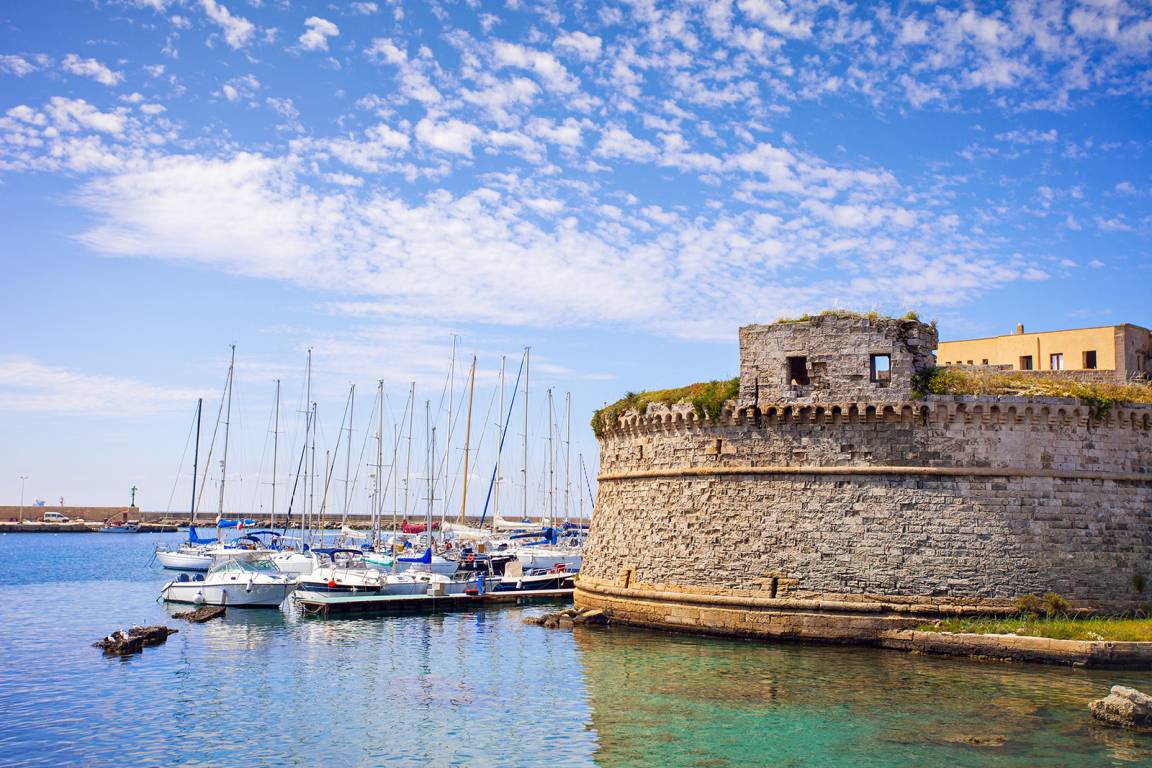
[18, 476, 28, 524]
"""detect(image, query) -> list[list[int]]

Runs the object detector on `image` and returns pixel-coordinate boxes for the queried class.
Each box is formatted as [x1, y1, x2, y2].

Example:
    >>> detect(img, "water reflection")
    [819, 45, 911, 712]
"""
[574, 626, 1152, 767]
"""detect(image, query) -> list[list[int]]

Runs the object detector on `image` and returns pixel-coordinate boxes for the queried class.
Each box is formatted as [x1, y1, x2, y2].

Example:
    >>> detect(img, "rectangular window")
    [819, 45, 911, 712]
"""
[981, 359, 989, 365]
[1050, 353, 1064, 371]
[1084, 350, 1097, 370]
[966, 360, 973, 365]
[1019, 355, 1033, 371]
[869, 354, 891, 383]
[787, 356, 810, 386]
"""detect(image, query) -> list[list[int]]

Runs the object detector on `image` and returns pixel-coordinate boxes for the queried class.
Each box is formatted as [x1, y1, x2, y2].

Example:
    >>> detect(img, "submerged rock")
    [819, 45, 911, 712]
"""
[94, 625, 178, 656]
[173, 606, 226, 623]
[1091, 686, 1152, 730]
[527, 606, 610, 630]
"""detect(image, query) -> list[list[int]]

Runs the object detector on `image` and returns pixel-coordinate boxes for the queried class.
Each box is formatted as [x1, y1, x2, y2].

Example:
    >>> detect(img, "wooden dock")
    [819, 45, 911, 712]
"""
[295, 587, 574, 616]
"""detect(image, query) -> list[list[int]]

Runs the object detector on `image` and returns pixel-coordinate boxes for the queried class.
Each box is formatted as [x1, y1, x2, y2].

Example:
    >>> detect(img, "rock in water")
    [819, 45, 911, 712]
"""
[173, 606, 226, 623]
[1090, 686, 1152, 730]
[94, 625, 178, 656]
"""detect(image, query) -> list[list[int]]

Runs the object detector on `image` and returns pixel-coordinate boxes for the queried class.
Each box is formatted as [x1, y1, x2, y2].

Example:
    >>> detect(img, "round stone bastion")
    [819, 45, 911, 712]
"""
[575, 314, 1152, 645]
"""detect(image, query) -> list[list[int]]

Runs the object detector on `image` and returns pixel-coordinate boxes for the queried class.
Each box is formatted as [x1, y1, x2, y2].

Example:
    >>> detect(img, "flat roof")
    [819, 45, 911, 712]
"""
[940, 323, 1149, 344]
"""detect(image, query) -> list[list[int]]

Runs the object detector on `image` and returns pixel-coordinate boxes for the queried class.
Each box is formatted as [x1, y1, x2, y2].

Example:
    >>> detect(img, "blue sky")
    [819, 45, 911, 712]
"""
[0, 0, 1149, 511]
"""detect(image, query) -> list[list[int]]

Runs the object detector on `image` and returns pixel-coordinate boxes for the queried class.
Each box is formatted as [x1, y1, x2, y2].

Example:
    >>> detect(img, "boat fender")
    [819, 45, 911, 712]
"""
[327, 578, 337, 588]
[246, 579, 254, 593]
[466, 553, 475, 563]
[194, 591, 204, 605]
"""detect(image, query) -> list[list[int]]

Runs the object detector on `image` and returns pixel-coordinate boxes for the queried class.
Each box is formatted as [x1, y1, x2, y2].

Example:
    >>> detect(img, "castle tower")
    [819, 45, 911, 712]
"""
[576, 312, 1152, 647]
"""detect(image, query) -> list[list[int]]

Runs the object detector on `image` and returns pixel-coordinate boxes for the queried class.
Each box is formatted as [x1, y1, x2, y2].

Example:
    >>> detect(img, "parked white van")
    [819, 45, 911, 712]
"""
[42, 511, 70, 523]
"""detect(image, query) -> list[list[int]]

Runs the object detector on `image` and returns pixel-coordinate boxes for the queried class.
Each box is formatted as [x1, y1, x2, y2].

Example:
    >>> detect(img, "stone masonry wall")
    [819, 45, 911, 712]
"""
[583, 397, 1152, 612]
[739, 315, 937, 407]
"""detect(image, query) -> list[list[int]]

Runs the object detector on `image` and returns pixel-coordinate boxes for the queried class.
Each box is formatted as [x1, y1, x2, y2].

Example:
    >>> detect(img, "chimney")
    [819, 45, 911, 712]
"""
[1016, 323, 1024, 335]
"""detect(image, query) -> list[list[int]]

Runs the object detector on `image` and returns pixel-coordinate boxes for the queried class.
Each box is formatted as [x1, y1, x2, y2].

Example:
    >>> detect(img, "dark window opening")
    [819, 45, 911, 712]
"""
[981, 359, 989, 365]
[636, 444, 644, 460]
[1019, 355, 1033, 371]
[714, 438, 723, 454]
[1084, 350, 1097, 370]
[870, 354, 891, 383]
[769, 576, 779, 599]
[787, 356, 810, 386]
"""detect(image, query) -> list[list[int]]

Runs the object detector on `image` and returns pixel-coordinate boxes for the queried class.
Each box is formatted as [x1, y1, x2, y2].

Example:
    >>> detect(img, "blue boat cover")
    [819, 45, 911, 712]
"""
[216, 518, 257, 529]
[187, 525, 217, 545]
[397, 547, 432, 564]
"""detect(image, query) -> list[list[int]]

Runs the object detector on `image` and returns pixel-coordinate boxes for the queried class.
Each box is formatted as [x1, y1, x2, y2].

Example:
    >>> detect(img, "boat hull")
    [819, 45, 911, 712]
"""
[160, 579, 296, 608]
[155, 550, 212, 571]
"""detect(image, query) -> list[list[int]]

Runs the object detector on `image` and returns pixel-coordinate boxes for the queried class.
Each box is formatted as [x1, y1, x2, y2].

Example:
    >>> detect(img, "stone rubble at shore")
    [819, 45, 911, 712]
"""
[1090, 686, 1152, 730]
[523, 607, 609, 629]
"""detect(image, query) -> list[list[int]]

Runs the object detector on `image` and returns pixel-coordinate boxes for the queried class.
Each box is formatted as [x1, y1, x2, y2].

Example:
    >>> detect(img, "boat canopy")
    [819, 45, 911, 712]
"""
[187, 525, 218, 545]
[216, 518, 257, 529]
[397, 546, 432, 564]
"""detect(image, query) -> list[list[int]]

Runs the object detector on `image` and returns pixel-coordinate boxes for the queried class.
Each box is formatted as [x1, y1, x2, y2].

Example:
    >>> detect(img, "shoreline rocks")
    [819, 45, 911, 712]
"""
[94, 625, 178, 656]
[524, 606, 609, 629]
[1090, 686, 1152, 730]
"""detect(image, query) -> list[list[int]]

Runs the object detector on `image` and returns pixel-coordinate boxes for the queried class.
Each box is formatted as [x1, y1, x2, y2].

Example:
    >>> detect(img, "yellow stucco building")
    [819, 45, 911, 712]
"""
[938, 323, 1152, 378]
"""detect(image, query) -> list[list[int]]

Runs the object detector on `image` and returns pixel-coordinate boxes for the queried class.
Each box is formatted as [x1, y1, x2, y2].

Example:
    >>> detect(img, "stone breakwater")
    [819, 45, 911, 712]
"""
[576, 314, 1152, 646]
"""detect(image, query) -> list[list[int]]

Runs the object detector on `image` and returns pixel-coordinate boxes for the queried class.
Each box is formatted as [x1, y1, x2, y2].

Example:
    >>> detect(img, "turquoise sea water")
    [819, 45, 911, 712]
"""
[1, 533, 1151, 767]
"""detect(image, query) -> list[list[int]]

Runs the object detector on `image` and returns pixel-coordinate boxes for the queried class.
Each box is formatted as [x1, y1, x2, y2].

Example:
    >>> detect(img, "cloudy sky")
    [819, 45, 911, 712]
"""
[0, 0, 1149, 511]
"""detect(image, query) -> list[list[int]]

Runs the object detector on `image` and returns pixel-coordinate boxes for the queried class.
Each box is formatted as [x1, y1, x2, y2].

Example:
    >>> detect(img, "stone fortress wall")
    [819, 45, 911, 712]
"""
[576, 314, 1152, 641]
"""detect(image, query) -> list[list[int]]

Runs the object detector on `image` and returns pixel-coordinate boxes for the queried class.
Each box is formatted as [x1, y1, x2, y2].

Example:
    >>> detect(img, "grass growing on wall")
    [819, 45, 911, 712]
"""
[591, 378, 740, 438]
[774, 309, 922, 324]
[913, 367, 1152, 415]
[921, 616, 1152, 642]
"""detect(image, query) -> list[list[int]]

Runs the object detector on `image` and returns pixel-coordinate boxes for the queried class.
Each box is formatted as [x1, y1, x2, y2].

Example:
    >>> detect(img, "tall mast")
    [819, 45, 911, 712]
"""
[426, 400, 434, 543]
[320, 449, 329, 534]
[522, 346, 530, 522]
[217, 345, 235, 520]
[309, 402, 317, 545]
[404, 381, 414, 529]
[547, 387, 554, 529]
[459, 355, 476, 525]
[344, 383, 355, 527]
[190, 398, 202, 521]
[447, 335, 456, 522]
[302, 349, 311, 544]
[375, 380, 383, 540]
[577, 453, 585, 529]
[494, 355, 505, 529]
[564, 391, 571, 525]
[271, 379, 280, 529]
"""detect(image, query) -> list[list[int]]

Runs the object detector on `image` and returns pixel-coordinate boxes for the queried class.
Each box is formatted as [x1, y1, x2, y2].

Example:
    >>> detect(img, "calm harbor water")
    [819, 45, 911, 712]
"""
[1, 533, 1150, 767]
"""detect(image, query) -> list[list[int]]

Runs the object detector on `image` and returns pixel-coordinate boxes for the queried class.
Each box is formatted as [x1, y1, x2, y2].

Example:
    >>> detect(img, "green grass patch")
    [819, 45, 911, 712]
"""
[774, 309, 921, 324]
[913, 366, 1152, 415]
[920, 615, 1152, 642]
[591, 377, 739, 438]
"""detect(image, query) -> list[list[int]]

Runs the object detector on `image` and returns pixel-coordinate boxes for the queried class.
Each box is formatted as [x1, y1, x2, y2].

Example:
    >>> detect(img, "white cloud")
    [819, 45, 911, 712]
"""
[593, 126, 658, 162]
[220, 73, 260, 102]
[350, 2, 378, 14]
[298, 17, 340, 52]
[554, 31, 602, 60]
[0, 358, 198, 416]
[492, 41, 579, 94]
[200, 0, 255, 49]
[1115, 181, 1136, 195]
[737, 0, 812, 40]
[415, 118, 482, 155]
[0, 55, 37, 77]
[61, 54, 123, 86]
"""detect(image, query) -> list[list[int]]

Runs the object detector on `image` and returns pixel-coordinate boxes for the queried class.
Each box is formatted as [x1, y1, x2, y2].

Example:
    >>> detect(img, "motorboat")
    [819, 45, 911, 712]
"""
[159, 556, 297, 607]
[296, 549, 387, 594]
